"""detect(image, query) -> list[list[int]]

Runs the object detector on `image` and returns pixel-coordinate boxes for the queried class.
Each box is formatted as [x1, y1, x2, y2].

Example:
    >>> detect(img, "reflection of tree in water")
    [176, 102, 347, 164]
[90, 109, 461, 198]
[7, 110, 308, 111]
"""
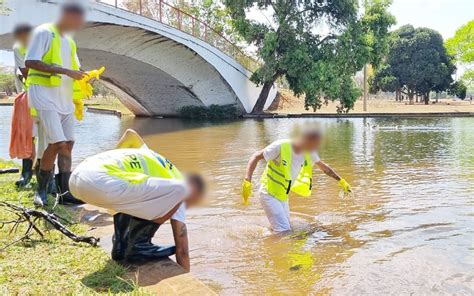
[372, 118, 454, 168]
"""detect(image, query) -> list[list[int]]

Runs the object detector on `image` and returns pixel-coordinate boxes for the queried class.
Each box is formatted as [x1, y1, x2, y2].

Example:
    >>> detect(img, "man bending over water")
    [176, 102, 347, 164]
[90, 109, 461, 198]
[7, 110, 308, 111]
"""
[242, 126, 351, 233]
[69, 129, 205, 271]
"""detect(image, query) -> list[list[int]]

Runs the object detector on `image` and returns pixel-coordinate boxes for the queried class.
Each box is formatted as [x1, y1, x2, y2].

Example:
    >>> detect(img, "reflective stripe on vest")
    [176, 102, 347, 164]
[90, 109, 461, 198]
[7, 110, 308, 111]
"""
[27, 24, 84, 100]
[260, 140, 313, 201]
[102, 150, 183, 184]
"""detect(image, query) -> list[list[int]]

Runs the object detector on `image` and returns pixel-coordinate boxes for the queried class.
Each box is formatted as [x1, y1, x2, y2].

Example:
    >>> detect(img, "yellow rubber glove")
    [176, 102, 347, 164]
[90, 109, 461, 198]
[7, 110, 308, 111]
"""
[242, 179, 252, 205]
[338, 178, 351, 193]
[74, 67, 106, 121]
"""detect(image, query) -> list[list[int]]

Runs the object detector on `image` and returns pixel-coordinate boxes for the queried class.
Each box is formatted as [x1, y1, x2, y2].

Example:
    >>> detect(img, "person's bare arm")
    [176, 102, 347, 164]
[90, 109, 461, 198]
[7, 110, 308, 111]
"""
[25, 60, 87, 80]
[316, 161, 341, 181]
[18, 67, 28, 79]
[245, 150, 265, 181]
[116, 129, 146, 149]
[171, 219, 190, 272]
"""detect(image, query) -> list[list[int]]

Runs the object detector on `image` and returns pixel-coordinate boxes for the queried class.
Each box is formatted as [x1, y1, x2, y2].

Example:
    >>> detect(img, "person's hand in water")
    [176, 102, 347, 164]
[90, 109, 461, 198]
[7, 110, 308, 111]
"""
[338, 178, 351, 193]
[242, 179, 252, 205]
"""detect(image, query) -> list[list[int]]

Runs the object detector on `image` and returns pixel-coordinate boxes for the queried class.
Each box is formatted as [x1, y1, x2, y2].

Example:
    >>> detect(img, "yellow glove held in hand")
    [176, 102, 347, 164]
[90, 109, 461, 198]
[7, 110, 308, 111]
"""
[338, 178, 351, 193]
[242, 180, 252, 205]
[74, 67, 106, 121]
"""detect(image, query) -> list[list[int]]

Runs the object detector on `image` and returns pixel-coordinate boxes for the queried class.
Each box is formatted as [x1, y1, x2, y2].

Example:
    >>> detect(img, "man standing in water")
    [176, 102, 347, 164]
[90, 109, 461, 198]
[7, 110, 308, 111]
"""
[242, 127, 352, 233]
[26, 3, 88, 207]
[69, 129, 206, 271]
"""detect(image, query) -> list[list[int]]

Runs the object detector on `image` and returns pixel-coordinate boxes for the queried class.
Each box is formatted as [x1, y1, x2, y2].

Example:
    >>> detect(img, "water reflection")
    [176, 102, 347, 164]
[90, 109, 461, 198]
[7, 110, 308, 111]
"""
[0, 106, 472, 294]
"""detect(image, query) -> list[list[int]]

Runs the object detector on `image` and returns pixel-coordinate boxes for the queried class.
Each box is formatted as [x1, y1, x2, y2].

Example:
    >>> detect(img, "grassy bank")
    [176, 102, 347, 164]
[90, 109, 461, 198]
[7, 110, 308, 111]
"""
[84, 97, 133, 116]
[0, 160, 143, 294]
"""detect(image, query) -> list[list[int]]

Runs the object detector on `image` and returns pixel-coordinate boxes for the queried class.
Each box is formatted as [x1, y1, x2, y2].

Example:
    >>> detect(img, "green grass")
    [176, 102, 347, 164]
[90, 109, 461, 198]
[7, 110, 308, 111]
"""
[0, 160, 146, 295]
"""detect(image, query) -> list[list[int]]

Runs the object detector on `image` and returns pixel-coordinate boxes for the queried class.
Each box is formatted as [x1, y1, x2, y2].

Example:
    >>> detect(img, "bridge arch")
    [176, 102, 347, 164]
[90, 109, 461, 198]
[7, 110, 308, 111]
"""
[0, 0, 278, 116]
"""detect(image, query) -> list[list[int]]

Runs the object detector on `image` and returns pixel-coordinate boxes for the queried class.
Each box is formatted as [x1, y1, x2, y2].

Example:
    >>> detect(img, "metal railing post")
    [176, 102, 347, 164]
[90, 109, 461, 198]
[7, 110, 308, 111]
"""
[139, 0, 143, 15]
[115, 0, 118, 7]
[177, 9, 181, 30]
[192, 18, 195, 36]
[159, 0, 163, 22]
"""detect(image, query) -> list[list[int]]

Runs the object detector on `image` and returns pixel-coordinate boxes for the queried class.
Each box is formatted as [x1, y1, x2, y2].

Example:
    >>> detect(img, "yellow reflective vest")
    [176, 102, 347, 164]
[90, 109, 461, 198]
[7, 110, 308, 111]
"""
[260, 140, 313, 202]
[101, 149, 183, 184]
[26, 23, 84, 100]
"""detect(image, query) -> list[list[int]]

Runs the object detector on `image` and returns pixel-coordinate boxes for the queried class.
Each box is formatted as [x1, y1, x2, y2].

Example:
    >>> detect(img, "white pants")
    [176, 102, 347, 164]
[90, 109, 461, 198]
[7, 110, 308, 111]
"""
[32, 117, 47, 159]
[37, 110, 74, 144]
[259, 191, 291, 233]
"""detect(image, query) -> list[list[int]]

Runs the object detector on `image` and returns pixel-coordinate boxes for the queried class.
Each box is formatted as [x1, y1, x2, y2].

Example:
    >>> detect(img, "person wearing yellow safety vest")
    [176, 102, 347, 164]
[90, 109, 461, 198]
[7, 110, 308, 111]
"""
[12, 23, 36, 188]
[69, 129, 206, 270]
[25, 3, 89, 207]
[242, 127, 352, 233]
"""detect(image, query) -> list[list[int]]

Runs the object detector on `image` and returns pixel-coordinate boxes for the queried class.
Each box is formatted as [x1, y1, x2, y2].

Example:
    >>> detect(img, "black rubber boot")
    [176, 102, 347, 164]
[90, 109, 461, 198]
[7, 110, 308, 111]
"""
[56, 172, 84, 205]
[34, 159, 41, 178]
[124, 216, 176, 263]
[15, 159, 33, 188]
[111, 213, 132, 261]
[33, 169, 50, 207]
[48, 169, 58, 195]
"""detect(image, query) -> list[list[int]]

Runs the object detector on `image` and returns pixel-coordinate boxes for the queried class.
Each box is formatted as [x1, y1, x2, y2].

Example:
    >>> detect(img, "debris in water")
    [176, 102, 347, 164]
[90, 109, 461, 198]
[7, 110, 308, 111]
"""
[290, 265, 302, 271]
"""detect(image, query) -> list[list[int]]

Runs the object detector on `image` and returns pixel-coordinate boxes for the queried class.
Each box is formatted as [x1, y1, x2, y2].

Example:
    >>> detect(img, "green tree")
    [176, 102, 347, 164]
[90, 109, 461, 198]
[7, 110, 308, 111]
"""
[372, 25, 456, 104]
[446, 20, 474, 92]
[225, 0, 394, 113]
[448, 81, 467, 99]
[0, 73, 16, 95]
[0, 0, 11, 15]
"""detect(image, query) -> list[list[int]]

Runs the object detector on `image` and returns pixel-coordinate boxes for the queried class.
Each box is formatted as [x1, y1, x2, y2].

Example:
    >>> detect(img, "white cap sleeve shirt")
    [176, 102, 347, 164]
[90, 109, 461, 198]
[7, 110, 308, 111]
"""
[26, 26, 80, 114]
[171, 203, 186, 223]
[69, 147, 189, 221]
[260, 139, 320, 193]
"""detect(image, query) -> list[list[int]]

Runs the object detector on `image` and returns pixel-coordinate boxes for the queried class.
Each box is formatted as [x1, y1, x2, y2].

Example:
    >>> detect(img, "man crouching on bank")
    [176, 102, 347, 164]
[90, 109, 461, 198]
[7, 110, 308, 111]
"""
[69, 129, 205, 271]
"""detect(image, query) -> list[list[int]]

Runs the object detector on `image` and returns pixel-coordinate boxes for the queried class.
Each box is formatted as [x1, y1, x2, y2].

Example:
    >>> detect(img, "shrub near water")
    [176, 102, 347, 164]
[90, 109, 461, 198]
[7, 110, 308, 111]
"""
[179, 104, 240, 119]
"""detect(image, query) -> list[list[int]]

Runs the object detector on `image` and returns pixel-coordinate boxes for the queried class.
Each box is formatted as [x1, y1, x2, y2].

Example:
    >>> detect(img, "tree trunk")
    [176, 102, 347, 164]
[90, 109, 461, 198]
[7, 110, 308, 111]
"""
[408, 92, 414, 105]
[251, 80, 275, 114]
[424, 91, 430, 105]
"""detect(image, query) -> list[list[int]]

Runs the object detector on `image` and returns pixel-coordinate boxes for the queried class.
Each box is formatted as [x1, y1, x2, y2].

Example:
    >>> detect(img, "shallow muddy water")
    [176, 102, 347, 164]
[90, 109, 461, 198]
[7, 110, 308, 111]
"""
[1, 107, 473, 295]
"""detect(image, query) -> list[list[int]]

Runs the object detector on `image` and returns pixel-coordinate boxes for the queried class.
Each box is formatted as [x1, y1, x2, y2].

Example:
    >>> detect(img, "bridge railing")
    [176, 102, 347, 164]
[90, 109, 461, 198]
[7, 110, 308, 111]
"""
[98, 0, 258, 71]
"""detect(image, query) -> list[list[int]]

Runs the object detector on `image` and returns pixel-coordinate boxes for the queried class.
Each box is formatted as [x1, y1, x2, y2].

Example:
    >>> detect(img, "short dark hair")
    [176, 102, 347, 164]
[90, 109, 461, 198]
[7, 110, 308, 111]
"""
[186, 173, 206, 195]
[13, 23, 32, 37]
[61, 2, 86, 16]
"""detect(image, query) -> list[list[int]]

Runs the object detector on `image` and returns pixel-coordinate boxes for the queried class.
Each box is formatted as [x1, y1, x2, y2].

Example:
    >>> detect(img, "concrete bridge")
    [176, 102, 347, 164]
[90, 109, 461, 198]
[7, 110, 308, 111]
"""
[0, 0, 278, 116]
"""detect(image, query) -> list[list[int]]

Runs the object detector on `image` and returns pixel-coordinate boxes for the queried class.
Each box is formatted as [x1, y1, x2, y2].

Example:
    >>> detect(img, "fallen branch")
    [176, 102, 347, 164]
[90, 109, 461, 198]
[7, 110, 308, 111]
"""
[0, 168, 20, 174]
[0, 202, 99, 250]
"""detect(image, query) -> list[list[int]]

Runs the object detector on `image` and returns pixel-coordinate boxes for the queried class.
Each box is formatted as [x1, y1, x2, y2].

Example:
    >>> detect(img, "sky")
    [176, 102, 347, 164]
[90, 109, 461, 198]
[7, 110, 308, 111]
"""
[1, 0, 473, 66]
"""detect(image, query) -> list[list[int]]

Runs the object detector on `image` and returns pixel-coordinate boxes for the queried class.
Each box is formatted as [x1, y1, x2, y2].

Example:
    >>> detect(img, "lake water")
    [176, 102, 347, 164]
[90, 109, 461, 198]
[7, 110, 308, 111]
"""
[1, 106, 473, 295]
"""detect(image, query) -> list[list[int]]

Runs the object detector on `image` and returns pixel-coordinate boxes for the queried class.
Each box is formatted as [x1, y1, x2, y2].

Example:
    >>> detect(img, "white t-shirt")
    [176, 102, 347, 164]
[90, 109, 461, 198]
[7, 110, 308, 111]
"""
[260, 139, 320, 197]
[172, 203, 186, 223]
[26, 25, 80, 114]
[13, 42, 26, 93]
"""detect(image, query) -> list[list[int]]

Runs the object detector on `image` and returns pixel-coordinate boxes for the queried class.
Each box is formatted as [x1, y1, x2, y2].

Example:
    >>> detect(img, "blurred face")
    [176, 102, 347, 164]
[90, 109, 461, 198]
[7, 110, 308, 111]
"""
[185, 180, 206, 208]
[15, 32, 30, 47]
[62, 12, 85, 32]
[300, 134, 321, 151]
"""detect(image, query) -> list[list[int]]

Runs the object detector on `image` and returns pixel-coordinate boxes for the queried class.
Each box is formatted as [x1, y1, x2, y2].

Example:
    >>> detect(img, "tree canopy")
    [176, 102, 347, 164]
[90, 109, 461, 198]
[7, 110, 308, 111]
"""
[448, 81, 467, 99]
[371, 25, 456, 104]
[445, 20, 474, 92]
[122, 0, 240, 43]
[225, 0, 395, 113]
